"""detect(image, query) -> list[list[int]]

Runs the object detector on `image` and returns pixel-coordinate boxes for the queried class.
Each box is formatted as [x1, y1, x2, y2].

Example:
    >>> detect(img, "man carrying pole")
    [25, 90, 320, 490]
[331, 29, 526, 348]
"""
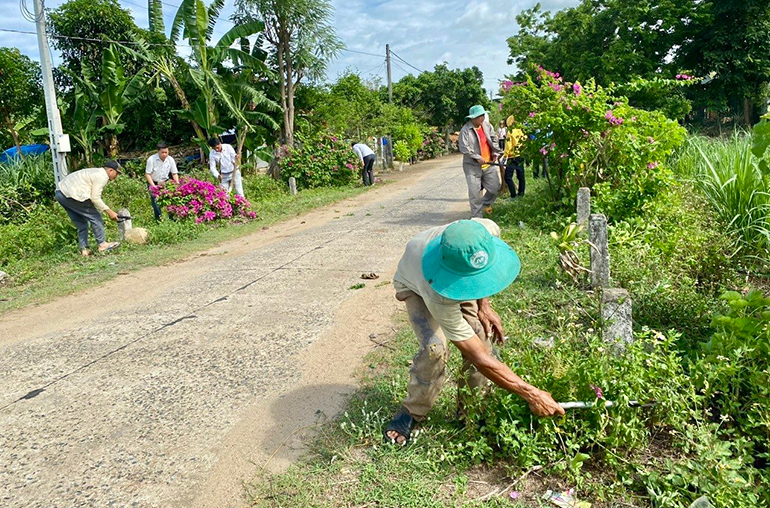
[383, 219, 564, 445]
[208, 137, 244, 197]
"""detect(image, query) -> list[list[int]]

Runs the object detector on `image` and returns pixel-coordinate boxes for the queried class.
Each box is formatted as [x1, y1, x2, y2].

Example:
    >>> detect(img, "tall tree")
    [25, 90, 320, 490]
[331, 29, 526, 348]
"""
[175, 0, 275, 147]
[48, 0, 142, 78]
[0, 48, 42, 156]
[233, 0, 343, 147]
[391, 63, 489, 131]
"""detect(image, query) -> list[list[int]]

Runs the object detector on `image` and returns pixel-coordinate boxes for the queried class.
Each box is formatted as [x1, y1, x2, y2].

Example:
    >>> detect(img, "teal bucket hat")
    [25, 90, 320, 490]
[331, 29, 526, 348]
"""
[422, 220, 521, 301]
[466, 104, 488, 119]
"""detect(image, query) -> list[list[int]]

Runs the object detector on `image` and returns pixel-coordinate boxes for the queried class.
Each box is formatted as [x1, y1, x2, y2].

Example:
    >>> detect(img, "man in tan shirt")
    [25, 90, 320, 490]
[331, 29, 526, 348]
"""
[55, 160, 122, 256]
[384, 219, 564, 445]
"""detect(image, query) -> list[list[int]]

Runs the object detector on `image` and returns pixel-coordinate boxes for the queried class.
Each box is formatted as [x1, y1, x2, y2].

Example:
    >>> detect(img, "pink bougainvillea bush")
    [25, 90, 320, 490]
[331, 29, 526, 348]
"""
[151, 178, 257, 223]
[499, 66, 689, 218]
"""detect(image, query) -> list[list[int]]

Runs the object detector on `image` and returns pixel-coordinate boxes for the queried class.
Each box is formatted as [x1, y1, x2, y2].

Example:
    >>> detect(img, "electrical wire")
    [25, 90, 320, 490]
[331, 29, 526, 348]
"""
[0, 26, 197, 48]
[341, 47, 385, 58]
[360, 59, 386, 76]
[390, 50, 425, 74]
[19, 0, 44, 23]
[391, 60, 412, 76]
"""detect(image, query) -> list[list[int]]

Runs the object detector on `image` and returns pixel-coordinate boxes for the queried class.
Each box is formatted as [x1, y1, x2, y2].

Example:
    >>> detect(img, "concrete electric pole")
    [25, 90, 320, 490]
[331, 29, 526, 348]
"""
[32, 0, 69, 183]
[386, 44, 392, 103]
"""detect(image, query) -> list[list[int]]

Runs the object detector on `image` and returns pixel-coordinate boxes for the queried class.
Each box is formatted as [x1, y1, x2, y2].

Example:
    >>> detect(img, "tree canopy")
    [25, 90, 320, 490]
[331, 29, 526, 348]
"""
[0, 48, 42, 152]
[507, 0, 770, 124]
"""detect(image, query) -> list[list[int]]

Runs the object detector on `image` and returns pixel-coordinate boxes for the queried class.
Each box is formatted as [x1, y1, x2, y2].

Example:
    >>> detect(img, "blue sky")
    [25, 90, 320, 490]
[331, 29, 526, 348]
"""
[3, 0, 580, 93]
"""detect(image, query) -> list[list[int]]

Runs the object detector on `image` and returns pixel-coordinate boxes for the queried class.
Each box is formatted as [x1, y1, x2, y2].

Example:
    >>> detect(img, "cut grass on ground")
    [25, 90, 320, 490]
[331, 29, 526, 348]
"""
[0, 184, 367, 313]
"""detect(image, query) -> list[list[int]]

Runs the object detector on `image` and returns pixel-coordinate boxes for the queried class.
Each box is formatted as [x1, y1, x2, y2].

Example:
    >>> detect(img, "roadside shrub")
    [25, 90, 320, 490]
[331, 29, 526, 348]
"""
[0, 205, 75, 260]
[152, 178, 257, 223]
[278, 132, 358, 189]
[500, 67, 687, 217]
[393, 140, 411, 162]
[695, 290, 770, 459]
[0, 155, 56, 223]
[391, 123, 423, 158]
[418, 130, 445, 160]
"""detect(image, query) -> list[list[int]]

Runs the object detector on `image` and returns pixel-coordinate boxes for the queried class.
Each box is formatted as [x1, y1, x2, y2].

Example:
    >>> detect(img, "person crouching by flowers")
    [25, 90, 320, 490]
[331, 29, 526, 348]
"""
[208, 137, 245, 198]
[351, 141, 376, 186]
[145, 141, 179, 220]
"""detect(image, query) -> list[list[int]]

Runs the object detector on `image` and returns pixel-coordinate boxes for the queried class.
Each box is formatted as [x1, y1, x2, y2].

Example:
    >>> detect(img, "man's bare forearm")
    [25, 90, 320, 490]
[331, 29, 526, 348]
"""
[471, 352, 538, 399]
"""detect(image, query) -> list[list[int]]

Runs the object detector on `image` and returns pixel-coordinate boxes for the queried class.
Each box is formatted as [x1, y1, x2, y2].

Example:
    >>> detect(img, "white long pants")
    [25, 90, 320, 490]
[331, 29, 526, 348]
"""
[220, 170, 244, 197]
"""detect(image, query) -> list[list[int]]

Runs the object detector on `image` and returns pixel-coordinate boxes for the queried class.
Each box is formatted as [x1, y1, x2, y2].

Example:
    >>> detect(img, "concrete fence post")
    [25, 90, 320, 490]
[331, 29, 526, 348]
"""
[288, 177, 297, 195]
[577, 187, 590, 226]
[601, 288, 633, 353]
[589, 213, 610, 288]
[117, 207, 131, 240]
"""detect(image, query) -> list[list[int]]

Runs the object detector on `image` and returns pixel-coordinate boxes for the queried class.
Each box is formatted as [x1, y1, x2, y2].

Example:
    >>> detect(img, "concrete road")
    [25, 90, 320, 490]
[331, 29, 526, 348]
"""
[0, 155, 472, 507]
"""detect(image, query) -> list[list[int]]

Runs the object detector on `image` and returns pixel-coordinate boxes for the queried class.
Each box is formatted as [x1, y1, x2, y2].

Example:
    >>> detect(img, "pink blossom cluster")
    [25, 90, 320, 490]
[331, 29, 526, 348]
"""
[548, 83, 564, 92]
[154, 177, 257, 223]
[675, 74, 694, 80]
[536, 65, 562, 81]
[501, 79, 514, 92]
[605, 110, 624, 126]
[572, 82, 582, 96]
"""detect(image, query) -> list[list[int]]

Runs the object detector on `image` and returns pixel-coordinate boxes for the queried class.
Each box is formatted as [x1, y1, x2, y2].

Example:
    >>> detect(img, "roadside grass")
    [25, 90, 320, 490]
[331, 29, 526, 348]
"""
[0, 178, 367, 313]
[245, 176, 762, 507]
[245, 179, 647, 508]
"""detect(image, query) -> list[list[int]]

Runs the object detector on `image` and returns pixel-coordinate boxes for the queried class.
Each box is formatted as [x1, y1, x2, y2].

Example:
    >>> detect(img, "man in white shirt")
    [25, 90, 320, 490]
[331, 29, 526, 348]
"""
[54, 160, 122, 256]
[351, 141, 376, 186]
[145, 142, 179, 220]
[208, 137, 244, 197]
[384, 219, 564, 445]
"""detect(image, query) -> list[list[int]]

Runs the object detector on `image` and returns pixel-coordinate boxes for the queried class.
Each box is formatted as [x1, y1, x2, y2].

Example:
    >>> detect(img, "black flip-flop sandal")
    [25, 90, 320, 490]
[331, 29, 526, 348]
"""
[383, 411, 417, 446]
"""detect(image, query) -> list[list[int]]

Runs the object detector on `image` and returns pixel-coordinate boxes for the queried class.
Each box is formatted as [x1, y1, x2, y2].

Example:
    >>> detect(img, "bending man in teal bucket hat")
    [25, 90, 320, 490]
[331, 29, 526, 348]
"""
[384, 219, 564, 445]
[458, 105, 501, 218]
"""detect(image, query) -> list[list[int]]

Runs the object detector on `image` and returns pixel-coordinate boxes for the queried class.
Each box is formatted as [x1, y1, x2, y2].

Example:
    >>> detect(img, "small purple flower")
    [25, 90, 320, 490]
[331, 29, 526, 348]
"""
[605, 110, 614, 120]
[510, 491, 520, 500]
[647, 161, 659, 169]
[590, 384, 604, 399]
[560, 153, 568, 159]
[529, 111, 536, 118]
[540, 147, 548, 155]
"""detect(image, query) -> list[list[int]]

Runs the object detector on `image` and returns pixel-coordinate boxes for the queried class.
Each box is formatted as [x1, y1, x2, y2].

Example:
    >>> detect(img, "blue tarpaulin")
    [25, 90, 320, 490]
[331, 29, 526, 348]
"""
[0, 144, 50, 163]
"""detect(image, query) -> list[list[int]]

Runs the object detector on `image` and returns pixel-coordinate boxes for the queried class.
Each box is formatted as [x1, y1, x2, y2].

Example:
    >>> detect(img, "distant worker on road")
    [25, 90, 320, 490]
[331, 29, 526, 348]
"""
[383, 219, 564, 445]
[208, 138, 244, 197]
[458, 105, 501, 218]
[351, 141, 376, 186]
[145, 142, 179, 220]
[55, 161, 122, 256]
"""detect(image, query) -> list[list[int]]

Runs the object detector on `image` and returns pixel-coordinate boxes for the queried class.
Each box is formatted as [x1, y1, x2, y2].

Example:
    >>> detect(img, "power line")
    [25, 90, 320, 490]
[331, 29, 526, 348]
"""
[341, 48, 386, 58]
[0, 26, 196, 48]
[390, 50, 425, 74]
[391, 60, 411, 76]
[360, 59, 386, 76]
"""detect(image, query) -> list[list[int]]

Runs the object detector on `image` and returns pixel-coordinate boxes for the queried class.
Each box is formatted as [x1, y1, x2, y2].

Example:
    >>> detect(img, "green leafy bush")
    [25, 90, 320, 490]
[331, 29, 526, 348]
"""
[391, 122, 423, 159]
[500, 67, 687, 217]
[393, 140, 411, 162]
[696, 290, 770, 456]
[278, 132, 359, 189]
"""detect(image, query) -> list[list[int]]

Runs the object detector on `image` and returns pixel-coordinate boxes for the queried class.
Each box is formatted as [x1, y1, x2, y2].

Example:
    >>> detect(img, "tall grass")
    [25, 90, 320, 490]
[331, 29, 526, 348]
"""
[0, 155, 56, 223]
[674, 133, 770, 266]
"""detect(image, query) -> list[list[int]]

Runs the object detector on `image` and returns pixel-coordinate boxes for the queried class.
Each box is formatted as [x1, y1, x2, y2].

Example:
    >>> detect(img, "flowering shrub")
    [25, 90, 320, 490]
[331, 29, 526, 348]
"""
[278, 132, 359, 189]
[152, 178, 257, 223]
[418, 130, 446, 160]
[500, 66, 687, 218]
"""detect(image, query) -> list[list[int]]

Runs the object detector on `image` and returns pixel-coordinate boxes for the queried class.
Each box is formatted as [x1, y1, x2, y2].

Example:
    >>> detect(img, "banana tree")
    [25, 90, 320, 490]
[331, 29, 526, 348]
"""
[78, 45, 148, 157]
[69, 86, 100, 166]
[175, 0, 272, 149]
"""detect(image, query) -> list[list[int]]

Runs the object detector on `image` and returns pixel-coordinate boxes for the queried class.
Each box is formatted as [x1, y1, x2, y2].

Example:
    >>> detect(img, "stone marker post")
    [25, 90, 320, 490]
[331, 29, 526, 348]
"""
[601, 288, 633, 352]
[577, 187, 590, 225]
[589, 213, 610, 288]
[117, 208, 132, 240]
[288, 177, 297, 195]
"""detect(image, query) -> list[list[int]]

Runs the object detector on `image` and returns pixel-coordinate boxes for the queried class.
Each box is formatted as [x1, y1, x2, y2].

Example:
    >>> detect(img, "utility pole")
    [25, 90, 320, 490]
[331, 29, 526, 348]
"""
[33, 0, 69, 183]
[386, 44, 392, 103]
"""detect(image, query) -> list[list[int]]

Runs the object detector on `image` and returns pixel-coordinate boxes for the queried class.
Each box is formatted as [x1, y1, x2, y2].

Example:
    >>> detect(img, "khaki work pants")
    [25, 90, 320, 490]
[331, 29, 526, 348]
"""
[396, 290, 495, 420]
